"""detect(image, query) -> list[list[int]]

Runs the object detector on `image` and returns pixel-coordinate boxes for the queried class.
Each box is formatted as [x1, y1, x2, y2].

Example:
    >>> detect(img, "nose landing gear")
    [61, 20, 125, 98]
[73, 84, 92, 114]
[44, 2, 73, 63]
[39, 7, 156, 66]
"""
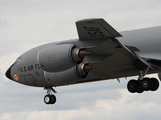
[44, 87, 57, 105]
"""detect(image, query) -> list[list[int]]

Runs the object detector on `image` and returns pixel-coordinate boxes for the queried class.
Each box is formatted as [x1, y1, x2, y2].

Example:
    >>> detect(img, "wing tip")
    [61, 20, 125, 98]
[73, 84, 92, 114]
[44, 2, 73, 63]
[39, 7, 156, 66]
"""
[76, 18, 104, 23]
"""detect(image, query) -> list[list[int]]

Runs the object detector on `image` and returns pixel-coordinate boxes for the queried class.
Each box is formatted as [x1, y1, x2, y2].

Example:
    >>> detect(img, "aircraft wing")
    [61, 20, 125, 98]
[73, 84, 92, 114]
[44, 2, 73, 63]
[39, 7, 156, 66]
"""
[76, 19, 161, 74]
[76, 18, 122, 40]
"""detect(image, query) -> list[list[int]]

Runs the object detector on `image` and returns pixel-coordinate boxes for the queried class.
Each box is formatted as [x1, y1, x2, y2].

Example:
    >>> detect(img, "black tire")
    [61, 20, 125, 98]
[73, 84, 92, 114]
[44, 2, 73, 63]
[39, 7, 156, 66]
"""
[44, 95, 52, 104]
[151, 78, 159, 91]
[141, 78, 153, 91]
[137, 88, 144, 93]
[136, 80, 144, 93]
[50, 95, 56, 104]
[127, 80, 138, 93]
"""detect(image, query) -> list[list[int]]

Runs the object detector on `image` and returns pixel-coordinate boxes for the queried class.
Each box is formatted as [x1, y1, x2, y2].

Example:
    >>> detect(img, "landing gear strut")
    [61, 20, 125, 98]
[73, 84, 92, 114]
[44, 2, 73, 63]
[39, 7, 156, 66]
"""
[127, 68, 159, 93]
[44, 87, 57, 104]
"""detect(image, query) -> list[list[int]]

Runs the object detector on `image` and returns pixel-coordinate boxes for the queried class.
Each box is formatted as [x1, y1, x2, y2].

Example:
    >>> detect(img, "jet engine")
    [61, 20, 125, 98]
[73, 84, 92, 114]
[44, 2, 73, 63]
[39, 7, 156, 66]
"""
[38, 44, 91, 72]
[44, 63, 95, 86]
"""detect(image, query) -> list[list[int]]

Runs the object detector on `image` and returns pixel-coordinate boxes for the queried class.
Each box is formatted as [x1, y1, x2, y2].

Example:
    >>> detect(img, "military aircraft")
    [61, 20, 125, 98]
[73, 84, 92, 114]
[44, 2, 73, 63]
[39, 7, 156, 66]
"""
[5, 18, 161, 105]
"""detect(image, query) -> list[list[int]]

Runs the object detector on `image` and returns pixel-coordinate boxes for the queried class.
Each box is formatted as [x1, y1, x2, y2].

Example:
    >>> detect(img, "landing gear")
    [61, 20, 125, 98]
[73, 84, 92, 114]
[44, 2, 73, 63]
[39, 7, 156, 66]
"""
[127, 77, 159, 93]
[151, 78, 159, 91]
[127, 80, 144, 93]
[127, 66, 160, 93]
[44, 94, 56, 104]
[44, 87, 57, 105]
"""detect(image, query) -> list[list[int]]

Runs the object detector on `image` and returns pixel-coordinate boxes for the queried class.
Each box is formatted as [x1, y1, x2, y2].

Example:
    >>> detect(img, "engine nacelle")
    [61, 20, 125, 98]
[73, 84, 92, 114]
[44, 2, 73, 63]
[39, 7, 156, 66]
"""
[44, 64, 95, 86]
[38, 44, 91, 72]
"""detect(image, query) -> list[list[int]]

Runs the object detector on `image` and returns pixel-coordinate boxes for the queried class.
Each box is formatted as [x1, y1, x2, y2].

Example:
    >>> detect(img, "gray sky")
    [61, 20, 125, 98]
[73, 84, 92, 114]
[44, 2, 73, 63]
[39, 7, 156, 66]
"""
[1, 0, 161, 120]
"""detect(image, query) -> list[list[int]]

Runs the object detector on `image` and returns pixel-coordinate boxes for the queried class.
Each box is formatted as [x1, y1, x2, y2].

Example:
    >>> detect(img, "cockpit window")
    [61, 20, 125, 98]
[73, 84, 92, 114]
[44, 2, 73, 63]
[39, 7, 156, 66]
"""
[14, 58, 22, 64]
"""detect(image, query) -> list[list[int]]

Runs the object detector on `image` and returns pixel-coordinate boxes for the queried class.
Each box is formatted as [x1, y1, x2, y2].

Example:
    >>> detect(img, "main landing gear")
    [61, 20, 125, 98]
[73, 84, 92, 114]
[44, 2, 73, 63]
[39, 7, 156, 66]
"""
[44, 87, 57, 105]
[127, 77, 159, 93]
[127, 69, 160, 93]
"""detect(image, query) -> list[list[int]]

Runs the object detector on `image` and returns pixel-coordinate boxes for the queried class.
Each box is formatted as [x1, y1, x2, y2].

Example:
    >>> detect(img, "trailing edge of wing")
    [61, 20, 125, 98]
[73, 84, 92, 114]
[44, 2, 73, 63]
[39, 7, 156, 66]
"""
[76, 18, 122, 40]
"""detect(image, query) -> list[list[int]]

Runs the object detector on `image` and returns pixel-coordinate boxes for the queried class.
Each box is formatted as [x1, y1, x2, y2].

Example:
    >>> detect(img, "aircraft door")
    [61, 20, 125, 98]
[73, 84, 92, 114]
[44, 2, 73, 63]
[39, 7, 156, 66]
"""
[24, 74, 37, 86]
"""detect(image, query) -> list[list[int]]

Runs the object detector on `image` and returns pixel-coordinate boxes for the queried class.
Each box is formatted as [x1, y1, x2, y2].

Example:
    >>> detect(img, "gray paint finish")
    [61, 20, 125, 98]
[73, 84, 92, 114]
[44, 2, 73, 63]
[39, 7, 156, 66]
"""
[119, 26, 161, 59]
[5, 18, 161, 105]
[6, 18, 161, 87]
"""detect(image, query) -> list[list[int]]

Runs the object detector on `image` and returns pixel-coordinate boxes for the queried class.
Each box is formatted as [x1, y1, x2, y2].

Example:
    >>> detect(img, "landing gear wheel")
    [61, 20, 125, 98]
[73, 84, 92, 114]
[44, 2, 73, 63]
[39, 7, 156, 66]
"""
[137, 87, 144, 93]
[151, 78, 159, 91]
[50, 95, 56, 104]
[44, 95, 52, 104]
[136, 80, 144, 93]
[44, 95, 56, 104]
[127, 80, 138, 93]
[141, 78, 153, 91]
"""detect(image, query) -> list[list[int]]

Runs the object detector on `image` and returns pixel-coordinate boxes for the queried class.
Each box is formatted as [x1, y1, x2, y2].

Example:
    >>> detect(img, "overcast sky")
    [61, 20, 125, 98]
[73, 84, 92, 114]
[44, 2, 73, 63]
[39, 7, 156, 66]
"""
[1, 0, 161, 120]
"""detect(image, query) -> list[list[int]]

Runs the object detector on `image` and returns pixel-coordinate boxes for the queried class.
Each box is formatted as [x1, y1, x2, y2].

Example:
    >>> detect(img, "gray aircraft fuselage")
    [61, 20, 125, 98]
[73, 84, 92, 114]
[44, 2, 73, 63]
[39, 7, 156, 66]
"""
[119, 26, 161, 60]
[6, 26, 161, 87]
[5, 18, 161, 104]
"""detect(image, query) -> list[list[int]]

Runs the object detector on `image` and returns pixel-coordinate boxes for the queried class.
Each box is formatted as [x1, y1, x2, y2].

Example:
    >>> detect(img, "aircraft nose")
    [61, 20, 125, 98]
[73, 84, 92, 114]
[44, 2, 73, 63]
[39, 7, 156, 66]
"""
[5, 65, 13, 80]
